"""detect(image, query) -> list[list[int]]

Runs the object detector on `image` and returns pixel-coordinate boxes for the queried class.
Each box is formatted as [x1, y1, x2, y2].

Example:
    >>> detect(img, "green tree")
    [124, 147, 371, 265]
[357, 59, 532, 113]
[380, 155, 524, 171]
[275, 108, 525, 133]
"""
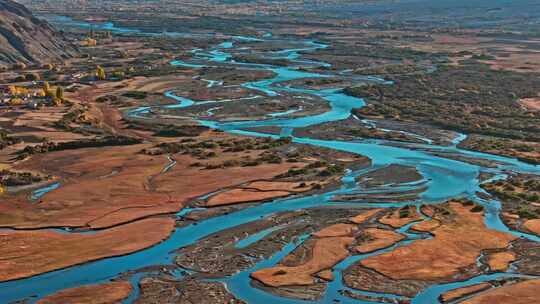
[25, 73, 40, 81]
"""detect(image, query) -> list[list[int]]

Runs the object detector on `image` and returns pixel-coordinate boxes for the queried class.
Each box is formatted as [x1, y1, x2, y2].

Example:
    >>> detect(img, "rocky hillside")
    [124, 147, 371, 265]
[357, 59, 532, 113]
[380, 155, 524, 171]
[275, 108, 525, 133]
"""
[0, 0, 77, 66]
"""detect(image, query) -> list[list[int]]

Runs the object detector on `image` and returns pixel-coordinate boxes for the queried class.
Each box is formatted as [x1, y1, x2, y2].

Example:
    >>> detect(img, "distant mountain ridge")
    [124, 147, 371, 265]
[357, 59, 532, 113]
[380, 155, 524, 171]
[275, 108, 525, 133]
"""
[0, 0, 77, 66]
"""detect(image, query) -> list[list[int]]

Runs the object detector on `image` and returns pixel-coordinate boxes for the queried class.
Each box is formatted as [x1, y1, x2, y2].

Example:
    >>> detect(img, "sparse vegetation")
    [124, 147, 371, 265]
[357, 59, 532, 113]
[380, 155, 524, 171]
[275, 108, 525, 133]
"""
[16, 136, 141, 160]
[483, 175, 540, 219]
[122, 91, 148, 100]
[0, 129, 20, 149]
[347, 64, 540, 142]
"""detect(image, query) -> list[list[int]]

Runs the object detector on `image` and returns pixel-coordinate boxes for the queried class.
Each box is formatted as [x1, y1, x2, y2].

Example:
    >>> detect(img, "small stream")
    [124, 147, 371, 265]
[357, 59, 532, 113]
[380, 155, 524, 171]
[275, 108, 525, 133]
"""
[30, 182, 61, 201]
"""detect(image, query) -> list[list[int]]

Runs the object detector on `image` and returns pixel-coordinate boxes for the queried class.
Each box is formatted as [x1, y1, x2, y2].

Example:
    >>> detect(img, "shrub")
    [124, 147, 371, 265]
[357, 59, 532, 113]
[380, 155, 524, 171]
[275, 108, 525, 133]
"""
[471, 205, 484, 213]
[24, 73, 40, 81]
[122, 91, 147, 99]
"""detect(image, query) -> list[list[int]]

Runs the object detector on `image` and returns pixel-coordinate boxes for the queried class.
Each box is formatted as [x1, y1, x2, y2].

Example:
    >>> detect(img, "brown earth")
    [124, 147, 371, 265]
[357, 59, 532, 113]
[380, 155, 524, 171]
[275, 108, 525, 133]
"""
[245, 181, 312, 192]
[401, 32, 540, 73]
[206, 188, 292, 207]
[0, 144, 174, 229]
[0, 106, 94, 164]
[411, 219, 441, 232]
[360, 202, 516, 281]
[155, 160, 308, 208]
[520, 97, 540, 111]
[462, 279, 540, 304]
[0, 122, 347, 283]
[355, 228, 405, 253]
[0, 217, 175, 282]
[484, 51, 540, 73]
[420, 205, 436, 217]
[250, 209, 388, 288]
[37, 281, 132, 304]
[379, 206, 423, 228]
[487, 252, 515, 272]
[349, 208, 383, 224]
[111, 75, 192, 94]
[250, 236, 354, 287]
[205, 181, 312, 207]
[502, 212, 520, 220]
[315, 270, 334, 281]
[440, 283, 491, 303]
[312, 223, 357, 238]
[523, 219, 540, 236]
[0, 134, 307, 229]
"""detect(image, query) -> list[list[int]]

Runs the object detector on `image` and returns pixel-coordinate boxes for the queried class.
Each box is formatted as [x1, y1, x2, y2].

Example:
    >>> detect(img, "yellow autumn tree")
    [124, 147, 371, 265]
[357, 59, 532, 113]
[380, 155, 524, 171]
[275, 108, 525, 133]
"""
[8, 85, 28, 96]
[10, 98, 23, 105]
[43, 81, 54, 98]
[56, 86, 64, 101]
[8, 85, 18, 95]
[36, 89, 46, 97]
[96, 66, 106, 80]
[81, 38, 97, 47]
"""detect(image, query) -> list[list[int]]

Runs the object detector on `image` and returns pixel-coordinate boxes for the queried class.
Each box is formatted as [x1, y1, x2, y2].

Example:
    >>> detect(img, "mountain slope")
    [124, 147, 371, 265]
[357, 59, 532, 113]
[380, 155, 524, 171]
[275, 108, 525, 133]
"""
[0, 0, 77, 66]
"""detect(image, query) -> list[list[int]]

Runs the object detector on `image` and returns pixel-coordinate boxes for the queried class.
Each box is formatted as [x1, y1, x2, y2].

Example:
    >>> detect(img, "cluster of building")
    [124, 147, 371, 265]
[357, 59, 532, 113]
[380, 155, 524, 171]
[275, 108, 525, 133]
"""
[0, 85, 55, 109]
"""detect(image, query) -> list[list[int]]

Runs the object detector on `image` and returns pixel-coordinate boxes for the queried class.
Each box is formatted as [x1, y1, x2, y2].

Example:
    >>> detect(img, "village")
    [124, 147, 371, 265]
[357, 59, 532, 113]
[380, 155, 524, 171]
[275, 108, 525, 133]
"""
[0, 26, 119, 109]
[1, 79, 65, 108]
